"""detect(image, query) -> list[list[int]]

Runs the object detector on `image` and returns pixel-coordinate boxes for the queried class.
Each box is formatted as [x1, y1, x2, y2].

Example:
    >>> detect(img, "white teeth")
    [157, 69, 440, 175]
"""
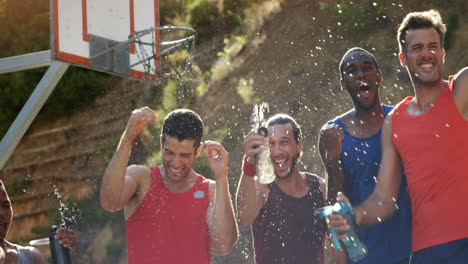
[171, 168, 182, 173]
[274, 159, 286, 164]
[421, 63, 433, 68]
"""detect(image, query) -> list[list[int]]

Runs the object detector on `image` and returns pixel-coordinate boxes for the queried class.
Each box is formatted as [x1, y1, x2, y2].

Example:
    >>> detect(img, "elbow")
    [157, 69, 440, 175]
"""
[214, 247, 233, 256]
[213, 240, 235, 256]
[212, 228, 239, 256]
[238, 214, 254, 227]
[100, 195, 120, 212]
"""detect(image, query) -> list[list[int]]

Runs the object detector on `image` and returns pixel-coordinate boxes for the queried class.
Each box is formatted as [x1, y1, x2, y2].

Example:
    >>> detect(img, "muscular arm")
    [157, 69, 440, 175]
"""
[355, 113, 402, 226]
[453, 67, 468, 120]
[100, 107, 157, 211]
[317, 173, 347, 264]
[236, 167, 268, 226]
[100, 135, 137, 211]
[205, 141, 238, 255]
[236, 131, 269, 226]
[318, 124, 345, 204]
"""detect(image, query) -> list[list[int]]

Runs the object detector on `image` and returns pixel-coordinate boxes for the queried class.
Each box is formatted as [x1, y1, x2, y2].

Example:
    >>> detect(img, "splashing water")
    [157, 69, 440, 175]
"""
[52, 185, 77, 228]
[249, 103, 275, 184]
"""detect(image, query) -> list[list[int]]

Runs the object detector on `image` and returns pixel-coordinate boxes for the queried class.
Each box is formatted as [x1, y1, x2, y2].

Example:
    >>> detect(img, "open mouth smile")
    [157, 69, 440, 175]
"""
[358, 82, 371, 98]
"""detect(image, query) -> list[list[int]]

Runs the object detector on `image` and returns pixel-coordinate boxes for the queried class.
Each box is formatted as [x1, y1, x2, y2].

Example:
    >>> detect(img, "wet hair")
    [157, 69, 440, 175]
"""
[161, 109, 204, 149]
[265, 114, 302, 144]
[397, 10, 446, 55]
[338, 47, 379, 79]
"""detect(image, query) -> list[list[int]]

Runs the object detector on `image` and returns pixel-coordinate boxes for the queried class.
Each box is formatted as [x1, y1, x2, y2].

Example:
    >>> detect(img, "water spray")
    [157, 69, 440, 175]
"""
[249, 103, 275, 184]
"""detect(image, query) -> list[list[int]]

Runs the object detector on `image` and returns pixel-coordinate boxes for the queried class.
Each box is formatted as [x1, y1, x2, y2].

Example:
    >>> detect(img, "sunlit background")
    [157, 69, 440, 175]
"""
[0, 0, 466, 263]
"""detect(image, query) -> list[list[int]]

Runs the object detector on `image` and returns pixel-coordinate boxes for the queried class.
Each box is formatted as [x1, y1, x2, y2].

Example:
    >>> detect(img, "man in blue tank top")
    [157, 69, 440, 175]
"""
[319, 48, 412, 264]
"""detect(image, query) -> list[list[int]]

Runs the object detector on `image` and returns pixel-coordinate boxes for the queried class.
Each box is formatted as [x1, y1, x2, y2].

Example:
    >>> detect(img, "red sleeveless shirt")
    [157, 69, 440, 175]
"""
[392, 76, 468, 251]
[125, 167, 211, 263]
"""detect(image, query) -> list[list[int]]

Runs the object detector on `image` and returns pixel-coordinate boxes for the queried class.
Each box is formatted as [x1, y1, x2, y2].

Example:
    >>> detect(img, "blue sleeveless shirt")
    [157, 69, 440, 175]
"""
[328, 105, 412, 264]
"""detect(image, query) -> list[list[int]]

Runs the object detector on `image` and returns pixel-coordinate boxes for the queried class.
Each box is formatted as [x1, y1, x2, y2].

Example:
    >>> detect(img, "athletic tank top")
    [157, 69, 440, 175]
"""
[252, 173, 326, 264]
[328, 105, 412, 263]
[16, 245, 35, 264]
[392, 76, 468, 251]
[125, 167, 211, 264]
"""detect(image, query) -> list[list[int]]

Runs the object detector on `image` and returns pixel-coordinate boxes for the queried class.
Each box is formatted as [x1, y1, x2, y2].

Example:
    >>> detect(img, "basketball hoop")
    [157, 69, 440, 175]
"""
[128, 26, 197, 104]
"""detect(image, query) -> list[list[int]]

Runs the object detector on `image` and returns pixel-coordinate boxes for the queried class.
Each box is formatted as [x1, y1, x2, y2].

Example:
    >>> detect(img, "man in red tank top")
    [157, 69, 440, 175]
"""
[100, 108, 238, 263]
[328, 10, 468, 264]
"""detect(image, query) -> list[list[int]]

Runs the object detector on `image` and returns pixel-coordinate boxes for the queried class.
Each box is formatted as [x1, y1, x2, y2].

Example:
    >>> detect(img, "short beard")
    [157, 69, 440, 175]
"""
[275, 152, 300, 180]
[162, 165, 188, 183]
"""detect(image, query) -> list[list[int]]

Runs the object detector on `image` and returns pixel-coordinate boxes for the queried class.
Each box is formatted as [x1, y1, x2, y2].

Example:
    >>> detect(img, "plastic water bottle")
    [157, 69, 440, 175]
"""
[255, 127, 275, 184]
[49, 225, 72, 264]
[315, 200, 368, 262]
[249, 103, 275, 184]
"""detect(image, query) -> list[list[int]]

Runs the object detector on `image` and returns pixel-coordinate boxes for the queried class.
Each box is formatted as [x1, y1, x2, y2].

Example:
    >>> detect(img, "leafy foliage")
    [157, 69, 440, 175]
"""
[0, 0, 115, 139]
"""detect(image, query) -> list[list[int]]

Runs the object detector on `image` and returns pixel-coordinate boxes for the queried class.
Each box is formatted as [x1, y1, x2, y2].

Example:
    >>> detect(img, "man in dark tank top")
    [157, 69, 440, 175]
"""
[236, 114, 340, 264]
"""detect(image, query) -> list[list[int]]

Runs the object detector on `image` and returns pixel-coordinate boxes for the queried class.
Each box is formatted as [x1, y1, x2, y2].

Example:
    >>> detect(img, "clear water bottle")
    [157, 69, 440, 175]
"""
[315, 200, 368, 262]
[49, 225, 72, 264]
[255, 127, 275, 184]
[249, 103, 275, 184]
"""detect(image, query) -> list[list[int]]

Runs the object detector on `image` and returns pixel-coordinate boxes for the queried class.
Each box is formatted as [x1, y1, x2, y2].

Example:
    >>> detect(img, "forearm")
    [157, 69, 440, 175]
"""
[236, 173, 261, 226]
[211, 177, 238, 255]
[324, 160, 345, 205]
[329, 236, 348, 264]
[355, 189, 396, 227]
[100, 135, 133, 211]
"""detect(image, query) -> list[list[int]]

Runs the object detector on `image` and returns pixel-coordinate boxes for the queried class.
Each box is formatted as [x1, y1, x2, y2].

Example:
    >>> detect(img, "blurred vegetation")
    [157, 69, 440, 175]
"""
[321, 0, 389, 33]
[31, 192, 112, 237]
[0, 0, 116, 139]
[5, 177, 31, 196]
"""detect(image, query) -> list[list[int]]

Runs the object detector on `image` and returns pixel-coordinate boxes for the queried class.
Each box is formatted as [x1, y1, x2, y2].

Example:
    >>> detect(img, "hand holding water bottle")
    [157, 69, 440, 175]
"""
[316, 192, 368, 262]
[242, 130, 268, 166]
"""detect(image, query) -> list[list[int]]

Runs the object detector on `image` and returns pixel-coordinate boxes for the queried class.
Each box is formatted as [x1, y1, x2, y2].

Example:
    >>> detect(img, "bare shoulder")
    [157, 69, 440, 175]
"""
[338, 108, 355, 123]
[305, 173, 325, 187]
[453, 67, 468, 82]
[31, 246, 46, 263]
[452, 67, 468, 104]
[304, 173, 326, 198]
[383, 110, 394, 130]
[127, 164, 152, 185]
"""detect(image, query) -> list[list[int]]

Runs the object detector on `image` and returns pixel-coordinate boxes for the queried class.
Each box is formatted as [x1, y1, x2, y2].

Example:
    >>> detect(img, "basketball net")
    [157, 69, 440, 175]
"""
[129, 26, 196, 104]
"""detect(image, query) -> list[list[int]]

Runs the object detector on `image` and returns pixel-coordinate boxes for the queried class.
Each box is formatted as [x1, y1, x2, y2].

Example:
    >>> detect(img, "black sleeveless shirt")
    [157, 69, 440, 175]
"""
[252, 173, 326, 264]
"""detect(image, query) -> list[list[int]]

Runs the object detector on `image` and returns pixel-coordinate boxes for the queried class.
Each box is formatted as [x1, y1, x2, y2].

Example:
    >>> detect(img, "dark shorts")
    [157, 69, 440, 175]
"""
[409, 238, 468, 264]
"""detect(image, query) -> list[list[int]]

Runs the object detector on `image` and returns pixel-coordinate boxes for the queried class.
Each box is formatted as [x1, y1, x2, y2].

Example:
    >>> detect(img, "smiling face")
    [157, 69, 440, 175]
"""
[400, 27, 445, 87]
[0, 184, 12, 243]
[161, 136, 200, 184]
[268, 123, 302, 180]
[341, 50, 382, 110]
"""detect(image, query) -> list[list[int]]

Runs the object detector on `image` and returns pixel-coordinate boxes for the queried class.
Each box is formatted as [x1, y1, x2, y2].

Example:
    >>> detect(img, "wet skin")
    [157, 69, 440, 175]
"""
[400, 27, 445, 89]
[268, 123, 302, 180]
[341, 51, 382, 111]
[161, 136, 201, 190]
